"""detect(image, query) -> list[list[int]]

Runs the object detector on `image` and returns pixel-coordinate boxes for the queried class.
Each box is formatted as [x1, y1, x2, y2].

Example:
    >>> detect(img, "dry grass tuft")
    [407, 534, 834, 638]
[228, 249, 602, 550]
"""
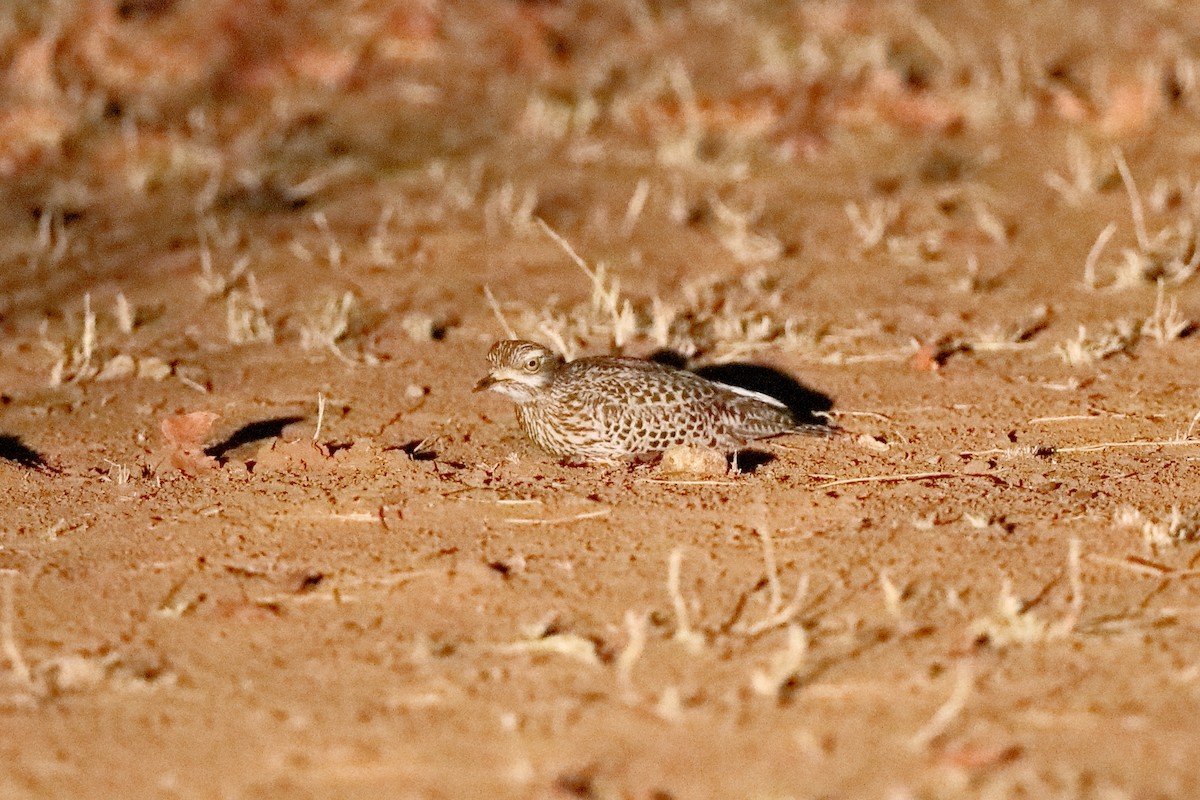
[3, 571, 172, 703]
[968, 540, 1082, 648]
[493, 229, 824, 362]
[43, 294, 97, 385]
[750, 624, 807, 698]
[1117, 506, 1200, 550]
[298, 291, 360, 363]
[1055, 321, 1140, 366]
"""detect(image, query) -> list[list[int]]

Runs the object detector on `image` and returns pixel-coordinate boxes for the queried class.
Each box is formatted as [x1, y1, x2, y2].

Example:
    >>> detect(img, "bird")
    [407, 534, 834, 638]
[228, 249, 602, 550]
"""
[473, 339, 832, 463]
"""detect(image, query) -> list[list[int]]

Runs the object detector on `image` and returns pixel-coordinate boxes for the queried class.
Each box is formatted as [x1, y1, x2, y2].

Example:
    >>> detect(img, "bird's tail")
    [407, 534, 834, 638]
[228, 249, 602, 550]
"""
[790, 421, 845, 439]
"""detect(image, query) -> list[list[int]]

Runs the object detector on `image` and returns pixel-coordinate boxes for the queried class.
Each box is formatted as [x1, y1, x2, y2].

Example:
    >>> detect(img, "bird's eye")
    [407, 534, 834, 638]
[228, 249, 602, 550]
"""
[524, 357, 540, 372]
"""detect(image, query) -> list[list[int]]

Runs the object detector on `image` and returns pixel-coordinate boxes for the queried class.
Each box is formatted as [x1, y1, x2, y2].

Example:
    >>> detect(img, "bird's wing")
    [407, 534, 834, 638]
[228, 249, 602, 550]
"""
[709, 380, 789, 409]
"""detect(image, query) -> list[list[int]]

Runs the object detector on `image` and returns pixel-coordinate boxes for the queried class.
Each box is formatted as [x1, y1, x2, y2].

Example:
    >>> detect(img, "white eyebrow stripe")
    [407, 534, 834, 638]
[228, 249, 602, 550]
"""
[713, 381, 789, 409]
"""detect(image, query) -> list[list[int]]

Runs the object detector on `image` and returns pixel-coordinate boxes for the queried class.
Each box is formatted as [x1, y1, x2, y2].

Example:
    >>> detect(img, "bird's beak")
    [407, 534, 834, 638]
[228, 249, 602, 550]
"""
[473, 374, 497, 393]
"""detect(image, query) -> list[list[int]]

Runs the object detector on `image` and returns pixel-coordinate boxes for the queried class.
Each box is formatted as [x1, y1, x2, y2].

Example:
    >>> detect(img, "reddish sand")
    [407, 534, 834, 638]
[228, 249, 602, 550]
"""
[2, 2, 1200, 797]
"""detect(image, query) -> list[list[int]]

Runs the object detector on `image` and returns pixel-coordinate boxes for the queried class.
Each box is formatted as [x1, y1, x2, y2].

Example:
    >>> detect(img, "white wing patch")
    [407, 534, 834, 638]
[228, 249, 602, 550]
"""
[713, 381, 789, 409]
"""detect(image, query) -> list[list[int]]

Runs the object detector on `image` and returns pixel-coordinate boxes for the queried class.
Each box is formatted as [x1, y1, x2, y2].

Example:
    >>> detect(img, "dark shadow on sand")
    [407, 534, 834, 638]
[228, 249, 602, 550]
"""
[649, 351, 835, 425]
[731, 449, 775, 474]
[205, 416, 306, 460]
[0, 435, 51, 470]
[391, 439, 439, 461]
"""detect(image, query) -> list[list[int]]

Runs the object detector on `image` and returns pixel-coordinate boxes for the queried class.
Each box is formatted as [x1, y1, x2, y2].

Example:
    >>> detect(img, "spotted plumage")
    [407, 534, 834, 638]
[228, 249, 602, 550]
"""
[473, 339, 831, 463]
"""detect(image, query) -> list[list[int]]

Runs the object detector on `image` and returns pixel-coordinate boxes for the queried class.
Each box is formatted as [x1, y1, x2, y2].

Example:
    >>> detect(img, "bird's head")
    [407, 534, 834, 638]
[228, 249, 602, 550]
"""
[473, 340, 564, 403]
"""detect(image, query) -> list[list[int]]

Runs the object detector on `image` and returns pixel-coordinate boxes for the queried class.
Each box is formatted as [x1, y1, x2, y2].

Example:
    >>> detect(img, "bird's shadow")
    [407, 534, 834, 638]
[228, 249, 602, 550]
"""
[649, 351, 834, 425]
[0, 434, 51, 471]
[389, 439, 439, 462]
[731, 449, 776, 474]
[205, 416, 306, 461]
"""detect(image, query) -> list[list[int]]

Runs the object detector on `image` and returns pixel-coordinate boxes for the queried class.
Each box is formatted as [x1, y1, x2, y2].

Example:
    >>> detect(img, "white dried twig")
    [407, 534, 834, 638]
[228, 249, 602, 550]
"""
[667, 548, 705, 652]
[313, 393, 327, 442]
[1113, 148, 1150, 253]
[908, 661, 973, 750]
[483, 285, 518, 340]
[750, 624, 807, 696]
[616, 610, 648, 703]
[1082, 222, 1117, 289]
[742, 527, 810, 636]
[621, 178, 651, 237]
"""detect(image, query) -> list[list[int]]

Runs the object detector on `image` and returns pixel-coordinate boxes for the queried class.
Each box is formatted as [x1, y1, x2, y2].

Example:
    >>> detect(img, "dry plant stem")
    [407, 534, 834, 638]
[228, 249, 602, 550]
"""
[1064, 537, 1083, 631]
[908, 661, 973, 750]
[311, 211, 343, 269]
[1083, 553, 1200, 579]
[498, 634, 598, 664]
[505, 508, 612, 525]
[622, 178, 650, 237]
[1113, 148, 1150, 253]
[756, 527, 783, 617]
[1057, 439, 1200, 453]
[616, 610, 648, 703]
[750, 624, 807, 696]
[813, 471, 955, 489]
[115, 292, 134, 334]
[536, 324, 577, 361]
[743, 527, 809, 636]
[483, 285, 518, 340]
[313, 393, 327, 443]
[880, 571, 905, 625]
[655, 686, 683, 722]
[743, 575, 810, 637]
[1087, 554, 1164, 577]
[536, 218, 599, 296]
[75, 293, 96, 382]
[1185, 410, 1200, 440]
[1, 570, 31, 686]
[968, 538, 1083, 646]
[960, 436, 1200, 456]
[637, 479, 737, 486]
[1083, 222, 1117, 289]
[667, 548, 704, 651]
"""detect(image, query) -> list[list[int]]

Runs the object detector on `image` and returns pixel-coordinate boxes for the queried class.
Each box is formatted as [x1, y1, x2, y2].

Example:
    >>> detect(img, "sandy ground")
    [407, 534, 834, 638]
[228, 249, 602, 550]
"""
[3, 1, 1200, 797]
